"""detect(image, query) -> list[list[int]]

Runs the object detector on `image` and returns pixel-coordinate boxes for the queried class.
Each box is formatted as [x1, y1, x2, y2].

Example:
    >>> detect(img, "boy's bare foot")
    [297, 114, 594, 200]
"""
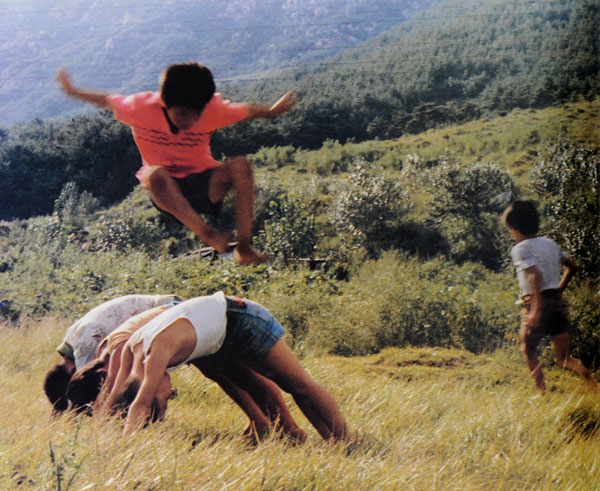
[202, 228, 233, 254]
[234, 245, 271, 265]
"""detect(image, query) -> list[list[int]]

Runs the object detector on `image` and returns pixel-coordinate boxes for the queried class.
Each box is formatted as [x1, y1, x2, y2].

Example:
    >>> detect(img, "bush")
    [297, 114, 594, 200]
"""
[531, 139, 600, 279]
[305, 252, 514, 356]
[90, 212, 166, 256]
[426, 159, 517, 270]
[256, 193, 318, 262]
[53, 181, 100, 228]
[568, 282, 600, 370]
[331, 160, 409, 255]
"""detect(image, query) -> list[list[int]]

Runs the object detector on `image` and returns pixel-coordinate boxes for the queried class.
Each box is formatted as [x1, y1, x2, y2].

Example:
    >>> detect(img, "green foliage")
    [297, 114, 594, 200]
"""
[530, 139, 600, 279]
[567, 282, 600, 370]
[90, 212, 166, 256]
[305, 252, 515, 356]
[256, 193, 318, 262]
[426, 159, 517, 269]
[331, 160, 409, 255]
[53, 181, 100, 228]
[0, 113, 139, 219]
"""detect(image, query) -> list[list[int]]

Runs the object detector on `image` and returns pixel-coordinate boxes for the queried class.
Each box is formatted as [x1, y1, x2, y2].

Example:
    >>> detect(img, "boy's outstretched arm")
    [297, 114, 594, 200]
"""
[57, 69, 110, 109]
[245, 90, 298, 120]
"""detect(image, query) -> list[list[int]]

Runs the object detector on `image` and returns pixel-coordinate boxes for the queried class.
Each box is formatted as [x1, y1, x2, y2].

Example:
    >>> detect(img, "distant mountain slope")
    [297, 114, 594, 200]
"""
[0, 0, 440, 124]
[241, 0, 598, 146]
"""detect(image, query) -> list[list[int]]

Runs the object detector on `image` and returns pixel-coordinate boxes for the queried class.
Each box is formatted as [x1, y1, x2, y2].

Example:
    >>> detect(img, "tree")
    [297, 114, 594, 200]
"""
[427, 159, 516, 270]
[531, 139, 600, 279]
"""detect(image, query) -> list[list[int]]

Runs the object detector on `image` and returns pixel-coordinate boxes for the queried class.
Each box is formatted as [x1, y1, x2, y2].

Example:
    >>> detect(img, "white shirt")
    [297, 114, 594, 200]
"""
[58, 294, 180, 368]
[130, 292, 228, 370]
[510, 237, 568, 296]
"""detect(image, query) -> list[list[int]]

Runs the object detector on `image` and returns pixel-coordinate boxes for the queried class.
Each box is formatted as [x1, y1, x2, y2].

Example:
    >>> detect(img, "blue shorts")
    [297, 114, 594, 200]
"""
[223, 297, 285, 359]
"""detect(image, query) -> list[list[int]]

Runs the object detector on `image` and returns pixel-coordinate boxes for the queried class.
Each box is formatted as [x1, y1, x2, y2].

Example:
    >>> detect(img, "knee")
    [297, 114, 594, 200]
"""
[229, 157, 253, 180]
[146, 166, 171, 194]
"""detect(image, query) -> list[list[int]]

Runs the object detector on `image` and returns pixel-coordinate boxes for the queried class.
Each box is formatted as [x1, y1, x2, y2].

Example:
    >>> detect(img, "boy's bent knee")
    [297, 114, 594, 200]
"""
[146, 166, 172, 192]
[228, 157, 253, 178]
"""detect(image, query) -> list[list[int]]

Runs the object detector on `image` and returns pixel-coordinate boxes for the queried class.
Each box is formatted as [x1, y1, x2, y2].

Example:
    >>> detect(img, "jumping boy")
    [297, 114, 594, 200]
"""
[57, 64, 297, 264]
[502, 200, 598, 394]
[103, 292, 349, 441]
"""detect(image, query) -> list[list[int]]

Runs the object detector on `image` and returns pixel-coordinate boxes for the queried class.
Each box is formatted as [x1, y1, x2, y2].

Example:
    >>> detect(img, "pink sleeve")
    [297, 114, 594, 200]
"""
[107, 92, 157, 126]
[206, 93, 250, 129]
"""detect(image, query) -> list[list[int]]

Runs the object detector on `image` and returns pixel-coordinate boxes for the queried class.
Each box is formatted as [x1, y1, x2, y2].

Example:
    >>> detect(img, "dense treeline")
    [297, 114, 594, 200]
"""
[238, 0, 598, 145]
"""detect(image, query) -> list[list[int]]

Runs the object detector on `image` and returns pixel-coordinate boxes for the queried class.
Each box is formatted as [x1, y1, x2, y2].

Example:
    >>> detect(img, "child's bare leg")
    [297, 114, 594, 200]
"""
[209, 158, 270, 264]
[552, 333, 599, 392]
[192, 358, 271, 437]
[254, 339, 349, 441]
[232, 363, 307, 442]
[520, 321, 546, 393]
[146, 166, 231, 252]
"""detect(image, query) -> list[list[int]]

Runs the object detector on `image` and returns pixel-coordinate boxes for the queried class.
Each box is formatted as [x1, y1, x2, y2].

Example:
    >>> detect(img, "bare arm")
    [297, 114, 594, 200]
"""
[57, 69, 110, 109]
[123, 351, 170, 436]
[558, 257, 578, 292]
[525, 265, 543, 328]
[100, 344, 135, 413]
[245, 90, 298, 120]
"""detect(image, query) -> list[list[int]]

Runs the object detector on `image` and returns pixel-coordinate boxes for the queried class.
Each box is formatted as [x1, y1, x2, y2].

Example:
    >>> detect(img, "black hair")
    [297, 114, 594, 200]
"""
[502, 200, 540, 235]
[160, 62, 215, 111]
[67, 359, 107, 414]
[43, 364, 72, 413]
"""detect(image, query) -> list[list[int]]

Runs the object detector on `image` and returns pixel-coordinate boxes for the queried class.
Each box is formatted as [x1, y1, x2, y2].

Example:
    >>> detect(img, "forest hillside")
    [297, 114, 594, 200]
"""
[0, 0, 442, 124]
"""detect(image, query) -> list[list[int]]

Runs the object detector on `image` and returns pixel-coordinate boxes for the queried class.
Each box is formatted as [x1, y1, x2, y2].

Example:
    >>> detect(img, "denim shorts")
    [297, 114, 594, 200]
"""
[223, 297, 285, 359]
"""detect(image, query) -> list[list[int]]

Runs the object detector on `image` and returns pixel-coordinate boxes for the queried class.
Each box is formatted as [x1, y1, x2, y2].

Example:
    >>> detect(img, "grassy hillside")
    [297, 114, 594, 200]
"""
[0, 97, 598, 489]
[1, 319, 599, 489]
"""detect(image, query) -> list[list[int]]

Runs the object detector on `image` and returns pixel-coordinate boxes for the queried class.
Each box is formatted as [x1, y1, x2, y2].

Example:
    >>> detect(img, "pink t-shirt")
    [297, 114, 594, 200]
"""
[107, 92, 249, 185]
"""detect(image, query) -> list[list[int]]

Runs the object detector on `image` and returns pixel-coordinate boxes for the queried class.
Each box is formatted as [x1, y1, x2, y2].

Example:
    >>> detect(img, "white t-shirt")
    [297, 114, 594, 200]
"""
[510, 237, 569, 296]
[58, 294, 180, 368]
[129, 292, 227, 370]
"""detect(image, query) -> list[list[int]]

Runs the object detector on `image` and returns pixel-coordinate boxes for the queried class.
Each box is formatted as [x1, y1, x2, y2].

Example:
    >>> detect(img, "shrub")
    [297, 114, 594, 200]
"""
[53, 181, 100, 228]
[90, 212, 166, 256]
[305, 252, 514, 356]
[568, 282, 600, 369]
[531, 139, 600, 279]
[331, 160, 409, 255]
[256, 194, 318, 262]
[426, 159, 517, 270]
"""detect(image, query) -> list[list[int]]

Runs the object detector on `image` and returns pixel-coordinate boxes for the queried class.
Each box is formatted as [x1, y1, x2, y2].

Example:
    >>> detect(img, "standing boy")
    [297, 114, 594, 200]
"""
[57, 64, 297, 264]
[502, 200, 598, 394]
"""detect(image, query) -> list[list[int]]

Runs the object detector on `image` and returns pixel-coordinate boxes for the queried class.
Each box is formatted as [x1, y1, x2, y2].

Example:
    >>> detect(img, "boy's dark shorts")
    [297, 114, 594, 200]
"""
[152, 169, 222, 220]
[520, 289, 570, 343]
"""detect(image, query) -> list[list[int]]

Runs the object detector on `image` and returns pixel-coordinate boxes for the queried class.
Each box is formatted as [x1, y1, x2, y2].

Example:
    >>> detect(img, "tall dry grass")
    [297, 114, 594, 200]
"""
[1, 318, 599, 490]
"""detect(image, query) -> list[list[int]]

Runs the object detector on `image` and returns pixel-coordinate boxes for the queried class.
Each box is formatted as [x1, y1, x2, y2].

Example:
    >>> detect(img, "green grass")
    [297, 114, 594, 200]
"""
[1, 319, 599, 490]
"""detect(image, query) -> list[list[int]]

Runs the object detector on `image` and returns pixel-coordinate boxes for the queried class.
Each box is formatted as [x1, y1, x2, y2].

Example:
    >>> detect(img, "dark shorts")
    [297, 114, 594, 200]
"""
[222, 296, 285, 359]
[520, 289, 570, 343]
[152, 169, 222, 219]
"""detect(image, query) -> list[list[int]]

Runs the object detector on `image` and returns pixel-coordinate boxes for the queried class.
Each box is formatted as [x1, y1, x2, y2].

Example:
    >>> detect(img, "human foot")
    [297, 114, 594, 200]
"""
[234, 245, 271, 265]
